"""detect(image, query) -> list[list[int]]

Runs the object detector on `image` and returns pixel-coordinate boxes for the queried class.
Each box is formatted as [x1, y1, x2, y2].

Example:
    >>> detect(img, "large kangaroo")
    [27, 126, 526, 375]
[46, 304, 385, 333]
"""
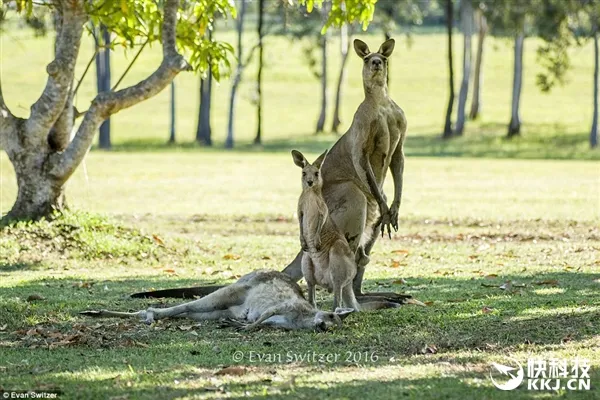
[284, 38, 407, 300]
[82, 270, 354, 331]
[130, 38, 407, 302]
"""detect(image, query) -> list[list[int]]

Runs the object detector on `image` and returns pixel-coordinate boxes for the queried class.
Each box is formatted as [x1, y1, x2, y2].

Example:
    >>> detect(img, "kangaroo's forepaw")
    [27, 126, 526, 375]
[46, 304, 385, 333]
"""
[355, 247, 370, 268]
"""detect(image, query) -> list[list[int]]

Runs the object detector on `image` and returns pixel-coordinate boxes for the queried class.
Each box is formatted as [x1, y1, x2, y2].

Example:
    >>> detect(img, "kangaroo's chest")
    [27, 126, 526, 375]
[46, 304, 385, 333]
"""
[301, 195, 328, 238]
[369, 104, 406, 181]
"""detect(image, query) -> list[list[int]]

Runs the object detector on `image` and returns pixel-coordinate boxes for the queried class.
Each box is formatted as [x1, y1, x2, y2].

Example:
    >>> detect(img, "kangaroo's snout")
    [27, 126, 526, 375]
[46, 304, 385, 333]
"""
[307, 180, 314, 187]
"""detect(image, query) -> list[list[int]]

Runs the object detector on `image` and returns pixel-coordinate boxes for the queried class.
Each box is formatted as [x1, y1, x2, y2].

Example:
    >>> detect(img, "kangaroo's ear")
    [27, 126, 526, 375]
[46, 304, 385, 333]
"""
[334, 307, 355, 320]
[313, 149, 329, 170]
[291, 150, 308, 168]
[377, 38, 395, 58]
[354, 39, 370, 59]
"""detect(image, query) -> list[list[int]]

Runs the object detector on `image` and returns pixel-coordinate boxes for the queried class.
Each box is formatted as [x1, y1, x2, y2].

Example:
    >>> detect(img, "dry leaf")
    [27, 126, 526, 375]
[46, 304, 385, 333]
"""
[481, 306, 495, 314]
[261, 256, 271, 260]
[424, 301, 434, 306]
[215, 366, 247, 376]
[223, 254, 241, 260]
[390, 260, 406, 268]
[533, 279, 559, 286]
[484, 274, 498, 279]
[164, 269, 176, 274]
[391, 249, 409, 255]
[392, 279, 407, 285]
[26, 294, 45, 302]
[152, 234, 165, 246]
[178, 325, 193, 331]
[421, 344, 437, 354]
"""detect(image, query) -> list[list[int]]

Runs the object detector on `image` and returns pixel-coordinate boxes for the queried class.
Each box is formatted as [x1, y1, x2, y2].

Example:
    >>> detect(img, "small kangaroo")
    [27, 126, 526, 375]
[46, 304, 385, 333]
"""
[81, 270, 353, 332]
[293, 150, 400, 313]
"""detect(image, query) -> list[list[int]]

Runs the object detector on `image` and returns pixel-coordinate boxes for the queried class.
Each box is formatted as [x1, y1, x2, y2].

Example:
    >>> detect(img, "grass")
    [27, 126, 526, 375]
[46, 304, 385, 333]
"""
[1, 18, 599, 400]
[1, 24, 599, 158]
[1, 154, 599, 398]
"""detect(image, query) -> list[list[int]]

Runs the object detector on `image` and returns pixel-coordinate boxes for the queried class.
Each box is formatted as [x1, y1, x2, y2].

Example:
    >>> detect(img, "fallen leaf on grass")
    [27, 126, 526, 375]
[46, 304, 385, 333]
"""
[223, 254, 241, 260]
[215, 366, 247, 376]
[178, 325, 194, 331]
[0, 324, 7, 331]
[152, 234, 165, 246]
[424, 301, 434, 306]
[163, 269, 176, 274]
[483, 274, 498, 279]
[390, 260, 407, 268]
[447, 299, 466, 303]
[392, 279, 407, 285]
[481, 306, 495, 314]
[73, 281, 94, 289]
[26, 294, 45, 302]
[421, 344, 437, 354]
[533, 279, 559, 286]
[391, 249, 409, 255]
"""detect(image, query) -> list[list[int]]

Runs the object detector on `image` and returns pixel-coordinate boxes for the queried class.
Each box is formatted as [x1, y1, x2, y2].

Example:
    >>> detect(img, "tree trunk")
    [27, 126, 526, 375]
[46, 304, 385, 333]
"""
[254, 0, 265, 145]
[454, 0, 473, 136]
[196, 73, 212, 145]
[315, 4, 329, 134]
[226, 0, 247, 149]
[385, 31, 392, 87]
[5, 147, 66, 221]
[507, 32, 525, 138]
[469, 7, 486, 120]
[331, 23, 352, 134]
[168, 81, 176, 144]
[591, 30, 599, 149]
[196, 30, 213, 146]
[96, 24, 111, 149]
[442, 0, 455, 139]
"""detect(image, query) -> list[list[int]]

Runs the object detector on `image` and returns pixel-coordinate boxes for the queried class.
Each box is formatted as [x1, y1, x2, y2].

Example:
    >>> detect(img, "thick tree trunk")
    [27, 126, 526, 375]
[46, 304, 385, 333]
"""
[454, 0, 473, 136]
[168, 81, 176, 144]
[469, 8, 486, 120]
[6, 151, 66, 221]
[331, 23, 352, 134]
[254, 0, 265, 145]
[591, 31, 599, 149]
[442, 0, 455, 139]
[226, 0, 247, 149]
[96, 25, 111, 149]
[507, 32, 525, 138]
[315, 3, 329, 134]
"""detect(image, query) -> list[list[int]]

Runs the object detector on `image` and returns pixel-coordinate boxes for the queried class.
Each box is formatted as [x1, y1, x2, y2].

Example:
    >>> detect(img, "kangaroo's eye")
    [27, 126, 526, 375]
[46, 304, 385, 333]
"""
[315, 172, 319, 177]
[302, 172, 306, 177]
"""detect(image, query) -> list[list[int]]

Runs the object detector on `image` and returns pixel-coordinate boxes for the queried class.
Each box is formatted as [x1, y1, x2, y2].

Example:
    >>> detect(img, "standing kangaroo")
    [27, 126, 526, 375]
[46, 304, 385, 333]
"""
[293, 150, 401, 312]
[82, 270, 354, 331]
[284, 38, 407, 300]
[130, 38, 408, 303]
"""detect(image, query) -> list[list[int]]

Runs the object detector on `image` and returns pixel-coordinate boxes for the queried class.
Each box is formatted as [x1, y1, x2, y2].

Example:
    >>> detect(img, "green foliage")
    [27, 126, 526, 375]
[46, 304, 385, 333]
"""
[299, 0, 377, 33]
[1, 0, 236, 80]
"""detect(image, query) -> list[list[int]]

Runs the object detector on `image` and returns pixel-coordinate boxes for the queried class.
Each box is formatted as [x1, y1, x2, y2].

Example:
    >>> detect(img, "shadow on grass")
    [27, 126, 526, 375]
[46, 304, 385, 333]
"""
[99, 124, 599, 161]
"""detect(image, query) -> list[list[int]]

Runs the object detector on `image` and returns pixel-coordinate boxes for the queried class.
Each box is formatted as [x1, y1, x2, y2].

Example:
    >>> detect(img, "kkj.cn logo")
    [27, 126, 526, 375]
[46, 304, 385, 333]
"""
[490, 357, 524, 391]
[490, 357, 591, 391]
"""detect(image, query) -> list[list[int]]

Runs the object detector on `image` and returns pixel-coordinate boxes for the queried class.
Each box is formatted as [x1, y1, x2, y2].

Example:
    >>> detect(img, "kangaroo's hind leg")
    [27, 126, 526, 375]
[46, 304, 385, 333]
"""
[301, 252, 317, 307]
[144, 283, 248, 324]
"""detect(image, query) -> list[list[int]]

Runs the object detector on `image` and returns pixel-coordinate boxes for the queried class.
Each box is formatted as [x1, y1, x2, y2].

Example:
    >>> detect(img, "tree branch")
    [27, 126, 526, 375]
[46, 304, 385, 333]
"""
[50, 0, 191, 181]
[25, 1, 86, 144]
[0, 72, 16, 150]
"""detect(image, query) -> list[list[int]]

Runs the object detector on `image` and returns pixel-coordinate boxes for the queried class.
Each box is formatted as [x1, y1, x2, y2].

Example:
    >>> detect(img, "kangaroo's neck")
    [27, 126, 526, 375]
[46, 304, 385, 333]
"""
[363, 80, 388, 104]
[303, 186, 323, 197]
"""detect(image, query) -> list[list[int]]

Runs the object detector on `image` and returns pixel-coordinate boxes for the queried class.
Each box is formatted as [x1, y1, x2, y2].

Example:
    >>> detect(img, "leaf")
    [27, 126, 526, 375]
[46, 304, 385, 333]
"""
[424, 301, 434, 306]
[481, 306, 495, 314]
[178, 325, 193, 331]
[215, 366, 247, 376]
[533, 279, 559, 286]
[152, 234, 165, 246]
[391, 249, 409, 255]
[261, 256, 271, 260]
[390, 260, 406, 268]
[421, 344, 437, 354]
[0, 324, 7, 331]
[26, 294, 45, 302]
[392, 279, 407, 285]
[223, 254, 241, 260]
[164, 269, 176, 274]
[483, 274, 498, 279]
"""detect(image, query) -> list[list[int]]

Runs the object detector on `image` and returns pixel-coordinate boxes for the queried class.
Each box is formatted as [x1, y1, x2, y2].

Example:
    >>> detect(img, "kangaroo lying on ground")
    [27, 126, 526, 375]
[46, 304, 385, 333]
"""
[293, 150, 400, 312]
[129, 38, 409, 303]
[81, 270, 354, 331]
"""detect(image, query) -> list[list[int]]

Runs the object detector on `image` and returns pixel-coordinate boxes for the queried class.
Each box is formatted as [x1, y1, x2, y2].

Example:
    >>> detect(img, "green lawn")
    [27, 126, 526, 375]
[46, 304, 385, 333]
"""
[1, 153, 599, 399]
[1, 26, 599, 158]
